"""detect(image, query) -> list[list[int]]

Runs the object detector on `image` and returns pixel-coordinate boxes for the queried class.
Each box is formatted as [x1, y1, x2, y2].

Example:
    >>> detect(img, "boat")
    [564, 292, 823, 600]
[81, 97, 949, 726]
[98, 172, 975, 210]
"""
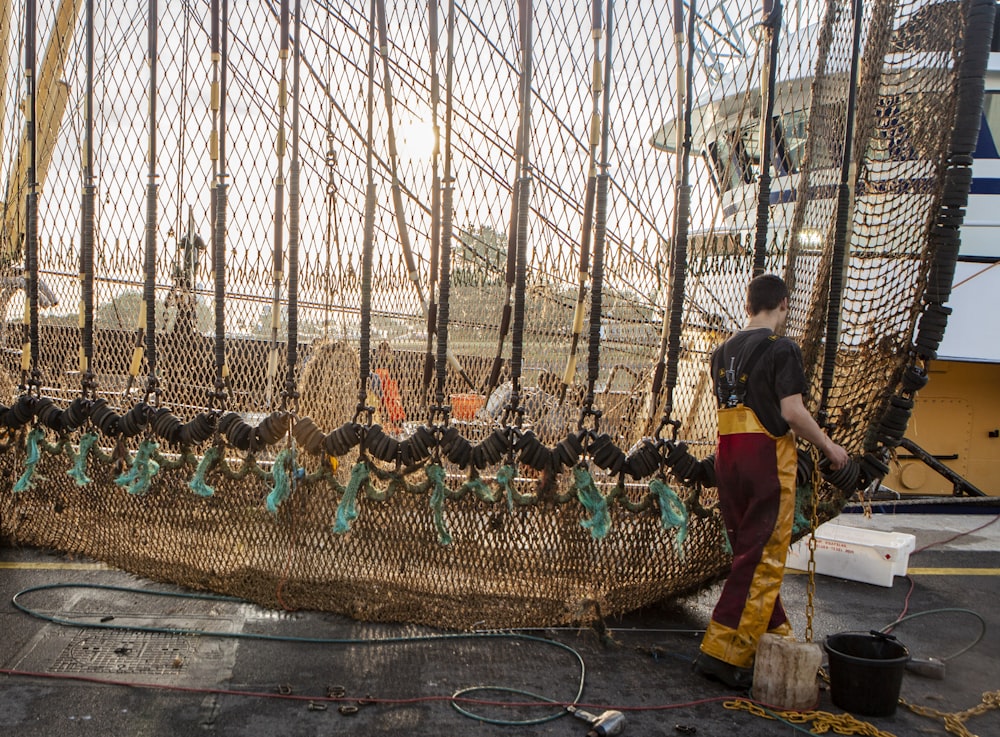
[652, 0, 999, 504]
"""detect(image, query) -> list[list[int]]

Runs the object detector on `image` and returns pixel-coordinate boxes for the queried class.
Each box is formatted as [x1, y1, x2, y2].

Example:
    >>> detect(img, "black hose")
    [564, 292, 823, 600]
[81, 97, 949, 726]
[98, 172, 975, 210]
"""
[80, 0, 96, 396]
[22, 0, 39, 392]
[268, 0, 289, 408]
[423, 0, 442, 414]
[212, 0, 229, 407]
[752, 0, 782, 277]
[284, 0, 301, 408]
[820, 0, 863, 417]
[434, 0, 457, 411]
[143, 0, 160, 399]
[358, 0, 377, 417]
[506, 0, 534, 423]
[653, 0, 696, 431]
[582, 0, 614, 421]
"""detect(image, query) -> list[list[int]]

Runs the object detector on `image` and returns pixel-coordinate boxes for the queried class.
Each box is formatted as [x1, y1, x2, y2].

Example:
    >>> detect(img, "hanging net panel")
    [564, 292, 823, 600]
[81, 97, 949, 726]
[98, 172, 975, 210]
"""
[0, 0, 989, 628]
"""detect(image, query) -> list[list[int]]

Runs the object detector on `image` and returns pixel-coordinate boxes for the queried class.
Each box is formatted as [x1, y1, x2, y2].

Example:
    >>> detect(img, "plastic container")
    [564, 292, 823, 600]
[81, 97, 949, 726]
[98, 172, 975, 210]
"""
[786, 521, 916, 587]
[824, 631, 909, 716]
[450, 393, 485, 421]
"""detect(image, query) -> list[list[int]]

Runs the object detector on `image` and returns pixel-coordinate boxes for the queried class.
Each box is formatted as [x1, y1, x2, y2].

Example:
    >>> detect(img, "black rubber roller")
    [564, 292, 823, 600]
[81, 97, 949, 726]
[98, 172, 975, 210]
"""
[60, 397, 91, 431]
[699, 454, 717, 488]
[445, 434, 472, 468]
[257, 411, 292, 446]
[34, 397, 65, 431]
[293, 416, 327, 455]
[820, 457, 861, 493]
[858, 452, 890, 489]
[625, 440, 661, 480]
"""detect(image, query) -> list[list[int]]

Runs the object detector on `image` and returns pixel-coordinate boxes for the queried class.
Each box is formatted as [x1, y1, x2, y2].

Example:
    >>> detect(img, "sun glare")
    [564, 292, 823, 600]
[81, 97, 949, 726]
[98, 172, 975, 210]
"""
[396, 118, 438, 162]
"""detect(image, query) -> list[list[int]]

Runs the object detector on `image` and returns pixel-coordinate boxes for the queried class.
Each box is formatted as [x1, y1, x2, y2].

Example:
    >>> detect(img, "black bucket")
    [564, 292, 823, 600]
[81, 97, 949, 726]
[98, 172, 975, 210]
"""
[824, 631, 910, 717]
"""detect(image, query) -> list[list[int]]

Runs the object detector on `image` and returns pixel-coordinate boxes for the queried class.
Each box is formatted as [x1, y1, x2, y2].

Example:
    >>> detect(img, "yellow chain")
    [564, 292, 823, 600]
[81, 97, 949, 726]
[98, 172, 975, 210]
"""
[901, 690, 1000, 737]
[805, 446, 822, 643]
[724, 699, 899, 737]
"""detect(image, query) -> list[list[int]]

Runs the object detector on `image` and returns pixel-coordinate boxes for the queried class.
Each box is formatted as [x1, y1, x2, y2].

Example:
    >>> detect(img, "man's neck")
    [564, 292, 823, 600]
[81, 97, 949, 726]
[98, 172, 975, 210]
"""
[745, 310, 783, 332]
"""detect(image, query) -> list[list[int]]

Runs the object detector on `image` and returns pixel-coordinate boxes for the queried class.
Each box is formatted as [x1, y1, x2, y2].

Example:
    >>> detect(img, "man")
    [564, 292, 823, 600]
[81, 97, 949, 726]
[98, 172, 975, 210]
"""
[694, 274, 849, 690]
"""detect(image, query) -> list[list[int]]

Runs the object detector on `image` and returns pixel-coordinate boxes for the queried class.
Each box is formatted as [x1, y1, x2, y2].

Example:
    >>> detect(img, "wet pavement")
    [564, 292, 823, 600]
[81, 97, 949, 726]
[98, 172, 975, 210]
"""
[1, 509, 998, 737]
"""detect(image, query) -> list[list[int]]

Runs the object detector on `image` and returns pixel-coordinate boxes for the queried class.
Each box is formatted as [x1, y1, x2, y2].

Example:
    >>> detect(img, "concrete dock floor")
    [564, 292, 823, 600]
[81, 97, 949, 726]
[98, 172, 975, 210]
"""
[2, 509, 998, 737]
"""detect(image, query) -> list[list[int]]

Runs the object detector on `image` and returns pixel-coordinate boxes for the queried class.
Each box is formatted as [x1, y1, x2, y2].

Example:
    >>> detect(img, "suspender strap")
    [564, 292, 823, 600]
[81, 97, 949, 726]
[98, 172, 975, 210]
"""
[717, 332, 779, 407]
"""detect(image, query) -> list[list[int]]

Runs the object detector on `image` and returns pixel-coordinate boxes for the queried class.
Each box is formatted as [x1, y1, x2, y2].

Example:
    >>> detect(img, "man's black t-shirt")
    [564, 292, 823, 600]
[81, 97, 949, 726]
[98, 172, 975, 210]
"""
[710, 328, 808, 437]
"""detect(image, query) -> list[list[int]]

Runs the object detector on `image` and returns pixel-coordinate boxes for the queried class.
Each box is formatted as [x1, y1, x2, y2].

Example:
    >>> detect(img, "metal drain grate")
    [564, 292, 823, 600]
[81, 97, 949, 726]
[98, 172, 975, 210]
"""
[50, 630, 193, 676]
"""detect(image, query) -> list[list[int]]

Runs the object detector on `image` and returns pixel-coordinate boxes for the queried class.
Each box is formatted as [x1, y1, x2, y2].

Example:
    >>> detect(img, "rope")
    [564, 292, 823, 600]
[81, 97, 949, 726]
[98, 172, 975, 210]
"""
[188, 445, 220, 497]
[67, 431, 98, 486]
[115, 438, 161, 496]
[333, 461, 370, 533]
[649, 477, 687, 556]
[13, 427, 44, 492]
[572, 466, 610, 539]
[265, 447, 296, 513]
[426, 463, 452, 545]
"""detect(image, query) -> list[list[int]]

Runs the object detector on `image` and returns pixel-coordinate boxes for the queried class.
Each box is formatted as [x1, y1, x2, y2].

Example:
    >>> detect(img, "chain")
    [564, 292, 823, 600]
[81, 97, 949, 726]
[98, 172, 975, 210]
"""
[804, 446, 822, 643]
[901, 691, 1000, 737]
[724, 699, 899, 737]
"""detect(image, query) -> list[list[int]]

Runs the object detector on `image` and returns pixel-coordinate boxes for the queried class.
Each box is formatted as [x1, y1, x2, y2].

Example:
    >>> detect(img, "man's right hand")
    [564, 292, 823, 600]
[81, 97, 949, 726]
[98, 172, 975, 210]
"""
[823, 440, 850, 471]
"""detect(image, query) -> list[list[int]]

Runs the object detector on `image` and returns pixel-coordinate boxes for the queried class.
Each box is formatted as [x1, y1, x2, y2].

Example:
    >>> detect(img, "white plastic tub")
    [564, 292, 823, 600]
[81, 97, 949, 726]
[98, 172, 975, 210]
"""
[786, 521, 917, 587]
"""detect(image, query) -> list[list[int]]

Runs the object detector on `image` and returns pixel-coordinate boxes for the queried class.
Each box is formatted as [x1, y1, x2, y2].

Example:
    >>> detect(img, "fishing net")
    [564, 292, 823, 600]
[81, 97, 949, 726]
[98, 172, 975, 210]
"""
[0, 0, 989, 628]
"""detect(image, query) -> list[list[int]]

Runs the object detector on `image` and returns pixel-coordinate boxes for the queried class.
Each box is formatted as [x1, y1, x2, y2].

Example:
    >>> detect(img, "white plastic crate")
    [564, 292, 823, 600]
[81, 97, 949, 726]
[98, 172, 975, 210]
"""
[786, 521, 916, 587]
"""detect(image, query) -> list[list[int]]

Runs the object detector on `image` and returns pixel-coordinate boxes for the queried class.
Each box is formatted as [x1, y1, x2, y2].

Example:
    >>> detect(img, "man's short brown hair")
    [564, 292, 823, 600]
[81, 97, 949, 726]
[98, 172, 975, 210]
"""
[747, 274, 789, 314]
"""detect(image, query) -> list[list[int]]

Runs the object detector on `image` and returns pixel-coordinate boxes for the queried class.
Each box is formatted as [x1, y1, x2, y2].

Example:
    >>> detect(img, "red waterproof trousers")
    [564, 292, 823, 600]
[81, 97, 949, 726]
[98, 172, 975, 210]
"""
[699, 405, 796, 668]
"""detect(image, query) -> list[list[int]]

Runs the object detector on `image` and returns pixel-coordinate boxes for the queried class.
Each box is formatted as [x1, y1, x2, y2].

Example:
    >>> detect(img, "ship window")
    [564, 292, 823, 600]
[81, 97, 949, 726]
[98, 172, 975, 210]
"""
[777, 110, 808, 174]
[708, 131, 752, 193]
[982, 92, 1000, 158]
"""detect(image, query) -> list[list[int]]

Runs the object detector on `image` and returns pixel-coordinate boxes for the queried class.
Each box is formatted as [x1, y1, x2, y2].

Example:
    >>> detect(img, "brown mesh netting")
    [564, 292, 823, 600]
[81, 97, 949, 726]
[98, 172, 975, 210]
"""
[0, 0, 989, 627]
